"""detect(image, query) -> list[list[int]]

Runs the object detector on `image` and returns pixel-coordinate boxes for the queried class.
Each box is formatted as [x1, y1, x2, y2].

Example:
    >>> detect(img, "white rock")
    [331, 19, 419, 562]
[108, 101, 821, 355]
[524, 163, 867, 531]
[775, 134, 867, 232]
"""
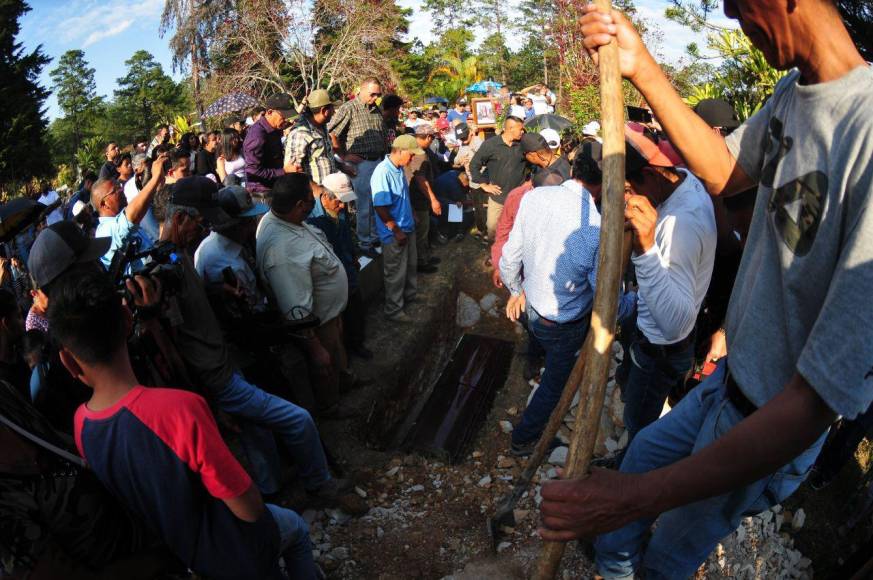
[456, 292, 481, 327]
[354, 486, 367, 498]
[479, 293, 499, 312]
[604, 437, 619, 454]
[617, 429, 628, 449]
[546, 467, 558, 480]
[477, 475, 492, 487]
[792, 508, 806, 530]
[409, 484, 425, 493]
[385, 466, 400, 477]
[330, 547, 350, 560]
[772, 504, 782, 513]
[548, 446, 569, 466]
[735, 524, 746, 544]
[760, 510, 774, 524]
[496, 541, 512, 553]
[325, 508, 352, 525]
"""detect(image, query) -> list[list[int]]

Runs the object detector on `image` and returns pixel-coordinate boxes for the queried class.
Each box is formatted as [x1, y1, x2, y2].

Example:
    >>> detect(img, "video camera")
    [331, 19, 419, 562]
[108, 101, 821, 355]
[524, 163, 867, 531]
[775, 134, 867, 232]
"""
[108, 234, 184, 297]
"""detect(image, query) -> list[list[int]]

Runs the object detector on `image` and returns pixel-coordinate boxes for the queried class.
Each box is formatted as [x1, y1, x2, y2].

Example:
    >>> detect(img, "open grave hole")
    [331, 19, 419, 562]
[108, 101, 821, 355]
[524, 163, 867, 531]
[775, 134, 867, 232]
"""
[365, 277, 514, 463]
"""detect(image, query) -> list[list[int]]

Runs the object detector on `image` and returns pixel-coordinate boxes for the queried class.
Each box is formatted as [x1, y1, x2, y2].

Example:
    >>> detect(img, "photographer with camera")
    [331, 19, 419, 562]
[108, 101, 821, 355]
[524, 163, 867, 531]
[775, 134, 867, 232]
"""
[92, 152, 168, 268]
[151, 176, 360, 511]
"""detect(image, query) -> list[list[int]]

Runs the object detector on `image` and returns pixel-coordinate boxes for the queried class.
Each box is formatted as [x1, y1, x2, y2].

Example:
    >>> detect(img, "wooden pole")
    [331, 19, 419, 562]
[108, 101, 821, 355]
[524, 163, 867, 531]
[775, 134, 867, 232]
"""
[532, 0, 626, 577]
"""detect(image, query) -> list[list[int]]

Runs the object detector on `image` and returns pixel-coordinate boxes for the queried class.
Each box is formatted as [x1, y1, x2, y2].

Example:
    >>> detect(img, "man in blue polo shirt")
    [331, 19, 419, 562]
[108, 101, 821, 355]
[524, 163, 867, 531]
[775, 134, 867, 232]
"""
[371, 134, 422, 322]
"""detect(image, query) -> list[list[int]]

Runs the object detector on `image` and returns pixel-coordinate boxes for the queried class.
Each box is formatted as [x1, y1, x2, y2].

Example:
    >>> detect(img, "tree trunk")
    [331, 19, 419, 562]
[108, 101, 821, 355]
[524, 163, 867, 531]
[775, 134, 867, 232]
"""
[191, 36, 203, 120]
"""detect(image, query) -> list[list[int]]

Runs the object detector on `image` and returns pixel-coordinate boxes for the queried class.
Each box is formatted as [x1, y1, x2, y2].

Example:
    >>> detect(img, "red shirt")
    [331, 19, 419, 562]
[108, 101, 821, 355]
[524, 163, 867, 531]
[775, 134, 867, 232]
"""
[491, 181, 534, 267]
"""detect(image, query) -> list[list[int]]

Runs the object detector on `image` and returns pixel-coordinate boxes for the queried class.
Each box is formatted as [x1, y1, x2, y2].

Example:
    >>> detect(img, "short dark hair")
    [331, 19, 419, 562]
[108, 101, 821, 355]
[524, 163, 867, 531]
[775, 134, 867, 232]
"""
[118, 152, 132, 165]
[504, 116, 524, 126]
[47, 268, 127, 365]
[156, 124, 169, 132]
[151, 184, 174, 223]
[382, 94, 403, 110]
[272, 173, 312, 213]
[22, 329, 47, 358]
[169, 148, 190, 170]
[82, 171, 98, 184]
[572, 140, 603, 185]
[209, 130, 221, 138]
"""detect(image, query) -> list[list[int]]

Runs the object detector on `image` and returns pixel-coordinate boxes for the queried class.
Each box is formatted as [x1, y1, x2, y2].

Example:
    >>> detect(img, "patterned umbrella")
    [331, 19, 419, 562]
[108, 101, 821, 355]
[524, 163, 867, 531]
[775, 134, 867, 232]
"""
[201, 92, 261, 119]
[465, 81, 503, 94]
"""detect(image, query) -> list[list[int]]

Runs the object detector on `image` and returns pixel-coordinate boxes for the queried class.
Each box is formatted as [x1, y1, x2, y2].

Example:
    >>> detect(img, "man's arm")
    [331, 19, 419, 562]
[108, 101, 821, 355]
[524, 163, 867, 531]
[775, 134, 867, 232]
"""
[223, 482, 265, 523]
[243, 129, 285, 182]
[284, 128, 309, 170]
[124, 154, 166, 225]
[327, 105, 350, 158]
[375, 205, 407, 245]
[539, 373, 834, 539]
[468, 140, 490, 185]
[580, 6, 754, 197]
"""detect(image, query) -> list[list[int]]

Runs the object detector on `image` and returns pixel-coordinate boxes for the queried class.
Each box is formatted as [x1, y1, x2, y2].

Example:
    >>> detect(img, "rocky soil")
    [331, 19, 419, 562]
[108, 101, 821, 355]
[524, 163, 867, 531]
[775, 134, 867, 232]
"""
[267, 237, 872, 579]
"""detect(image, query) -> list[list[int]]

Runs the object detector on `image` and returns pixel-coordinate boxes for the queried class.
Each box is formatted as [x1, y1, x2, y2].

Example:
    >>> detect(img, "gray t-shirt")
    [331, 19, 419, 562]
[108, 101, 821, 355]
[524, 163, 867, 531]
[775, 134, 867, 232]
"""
[725, 65, 873, 419]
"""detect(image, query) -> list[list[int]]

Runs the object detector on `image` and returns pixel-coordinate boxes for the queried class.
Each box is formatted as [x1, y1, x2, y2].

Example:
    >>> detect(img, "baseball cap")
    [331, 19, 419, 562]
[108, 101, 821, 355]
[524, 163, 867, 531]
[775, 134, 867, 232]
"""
[170, 176, 230, 226]
[392, 134, 425, 154]
[582, 121, 601, 136]
[540, 128, 560, 149]
[455, 123, 470, 141]
[321, 172, 357, 204]
[435, 118, 450, 131]
[264, 93, 296, 117]
[218, 185, 268, 219]
[693, 99, 740, 129]
[624, 122, 683, 175]
[414, 124, 436, 137]
[306, 89, 332, 110]
[520, 132, 550, 154]
[27, 221, 111, 288]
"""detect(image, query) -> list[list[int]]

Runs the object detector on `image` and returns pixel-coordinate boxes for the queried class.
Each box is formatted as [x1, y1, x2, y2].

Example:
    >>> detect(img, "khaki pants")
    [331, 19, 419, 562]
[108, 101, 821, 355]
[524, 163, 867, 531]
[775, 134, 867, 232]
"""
[382, 234, 418, 317]
[313, 315, 350, 410]
[486, 197, 505, 241]
[414, 209, 431, 265]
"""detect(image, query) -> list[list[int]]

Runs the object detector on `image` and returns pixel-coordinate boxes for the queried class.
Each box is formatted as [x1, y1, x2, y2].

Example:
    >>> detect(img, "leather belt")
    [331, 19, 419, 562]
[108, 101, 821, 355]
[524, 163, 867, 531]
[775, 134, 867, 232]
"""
[636, 330, 695, 358]
[533, 307, 590, 327]
[725, 371, 758, 417]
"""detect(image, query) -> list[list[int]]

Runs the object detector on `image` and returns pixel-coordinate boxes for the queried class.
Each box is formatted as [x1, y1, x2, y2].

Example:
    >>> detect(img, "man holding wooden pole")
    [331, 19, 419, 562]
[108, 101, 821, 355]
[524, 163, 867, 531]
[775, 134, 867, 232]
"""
[538, 1, 873, 578]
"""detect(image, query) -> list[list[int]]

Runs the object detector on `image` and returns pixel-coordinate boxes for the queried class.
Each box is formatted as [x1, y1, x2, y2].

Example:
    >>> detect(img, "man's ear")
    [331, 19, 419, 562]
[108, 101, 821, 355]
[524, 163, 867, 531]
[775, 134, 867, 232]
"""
[58, 348, 86, 382]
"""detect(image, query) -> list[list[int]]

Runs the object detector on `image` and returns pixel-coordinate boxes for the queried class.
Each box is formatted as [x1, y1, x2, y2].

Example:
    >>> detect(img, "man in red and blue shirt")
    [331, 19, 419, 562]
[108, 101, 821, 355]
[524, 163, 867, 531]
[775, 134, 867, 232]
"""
[50, 267, 317, 580]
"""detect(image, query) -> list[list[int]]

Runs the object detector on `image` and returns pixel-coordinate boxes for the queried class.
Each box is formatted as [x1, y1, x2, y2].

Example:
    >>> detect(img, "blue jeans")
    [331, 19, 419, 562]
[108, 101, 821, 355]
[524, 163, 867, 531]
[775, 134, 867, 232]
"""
[594, 361, 826, 579]
[213, 372, 331, 494]
[622, 336, 694, 444]
[351, 159, 379, 250]
[512, 307, 589, 445]
[266, 504, 316, 579]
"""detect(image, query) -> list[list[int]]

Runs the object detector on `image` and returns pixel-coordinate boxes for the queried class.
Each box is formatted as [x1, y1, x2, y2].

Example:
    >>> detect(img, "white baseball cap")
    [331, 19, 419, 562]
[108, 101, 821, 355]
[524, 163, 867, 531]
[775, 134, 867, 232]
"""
[582, 121, 601, 136]
[540, 128, 560, 149]
[321, 172, 356, 204]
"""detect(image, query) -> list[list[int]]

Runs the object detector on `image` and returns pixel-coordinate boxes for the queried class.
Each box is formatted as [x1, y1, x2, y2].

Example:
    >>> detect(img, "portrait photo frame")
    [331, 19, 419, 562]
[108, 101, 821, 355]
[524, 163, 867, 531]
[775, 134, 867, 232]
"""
[471, 97, 497, 128]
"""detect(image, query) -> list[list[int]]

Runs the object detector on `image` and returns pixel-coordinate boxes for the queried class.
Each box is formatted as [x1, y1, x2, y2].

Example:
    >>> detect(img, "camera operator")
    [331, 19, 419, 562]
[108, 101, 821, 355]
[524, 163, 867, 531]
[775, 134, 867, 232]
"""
[151, 176, 360, 510]
[92, 153, 168, 268]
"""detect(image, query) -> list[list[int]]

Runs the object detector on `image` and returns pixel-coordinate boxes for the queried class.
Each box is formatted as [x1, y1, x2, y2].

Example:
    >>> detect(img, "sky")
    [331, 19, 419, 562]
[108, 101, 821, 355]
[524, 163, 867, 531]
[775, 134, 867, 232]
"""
[20, 0, 736, 121]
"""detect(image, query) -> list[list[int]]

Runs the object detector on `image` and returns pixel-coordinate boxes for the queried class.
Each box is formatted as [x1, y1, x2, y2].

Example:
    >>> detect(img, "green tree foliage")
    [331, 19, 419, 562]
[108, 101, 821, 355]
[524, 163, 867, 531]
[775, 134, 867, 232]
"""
[428, 55, 483, 101]
[49, 50, 101, 153]
[0, 0, 52, 191]
[112, 50, 188, 144]
[74, 135, 105, 176]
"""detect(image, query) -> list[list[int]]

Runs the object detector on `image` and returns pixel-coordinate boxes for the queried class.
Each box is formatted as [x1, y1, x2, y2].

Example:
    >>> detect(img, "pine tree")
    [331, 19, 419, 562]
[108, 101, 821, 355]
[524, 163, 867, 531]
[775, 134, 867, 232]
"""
[50, 49, 100, 155]
[113, 50, 184, 144]
[0, 0, 52, 189]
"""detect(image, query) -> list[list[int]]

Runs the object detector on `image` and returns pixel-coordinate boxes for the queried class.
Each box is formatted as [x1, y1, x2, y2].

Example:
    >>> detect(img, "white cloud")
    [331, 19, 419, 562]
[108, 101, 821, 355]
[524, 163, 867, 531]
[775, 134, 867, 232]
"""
[83, 19, 134, 47]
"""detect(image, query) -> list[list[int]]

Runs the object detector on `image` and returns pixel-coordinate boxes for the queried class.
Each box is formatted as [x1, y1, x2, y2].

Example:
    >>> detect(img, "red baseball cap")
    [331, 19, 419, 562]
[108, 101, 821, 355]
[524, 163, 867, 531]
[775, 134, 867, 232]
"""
[624, 122, 684, 173]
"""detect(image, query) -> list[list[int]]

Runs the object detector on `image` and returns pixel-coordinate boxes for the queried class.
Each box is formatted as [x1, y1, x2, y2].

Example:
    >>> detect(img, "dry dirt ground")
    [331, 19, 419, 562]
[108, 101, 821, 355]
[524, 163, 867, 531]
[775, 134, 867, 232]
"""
[265, 236, 872, 579]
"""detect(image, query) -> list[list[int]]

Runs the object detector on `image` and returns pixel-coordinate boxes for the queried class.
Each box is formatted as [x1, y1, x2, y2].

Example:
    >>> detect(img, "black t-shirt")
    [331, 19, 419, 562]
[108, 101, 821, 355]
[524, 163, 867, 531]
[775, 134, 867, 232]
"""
[533, 157, 571, 187]
[195, 149, 217, 178]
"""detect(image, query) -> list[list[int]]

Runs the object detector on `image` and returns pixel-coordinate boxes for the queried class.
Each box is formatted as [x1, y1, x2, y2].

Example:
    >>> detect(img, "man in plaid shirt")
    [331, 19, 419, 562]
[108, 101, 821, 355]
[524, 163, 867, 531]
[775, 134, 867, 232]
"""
[285, 89, 337, 185]
[329, 78, 387, 257]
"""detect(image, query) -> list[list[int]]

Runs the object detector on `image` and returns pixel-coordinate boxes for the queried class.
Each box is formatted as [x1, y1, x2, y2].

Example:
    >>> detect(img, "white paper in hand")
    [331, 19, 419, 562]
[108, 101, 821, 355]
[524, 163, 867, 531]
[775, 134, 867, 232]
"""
[448, 204, 463, 223]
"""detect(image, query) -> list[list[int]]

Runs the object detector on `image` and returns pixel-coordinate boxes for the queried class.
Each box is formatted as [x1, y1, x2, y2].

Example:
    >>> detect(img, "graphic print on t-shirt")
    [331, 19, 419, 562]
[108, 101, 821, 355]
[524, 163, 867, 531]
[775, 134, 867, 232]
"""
[762, 117, 827, 257]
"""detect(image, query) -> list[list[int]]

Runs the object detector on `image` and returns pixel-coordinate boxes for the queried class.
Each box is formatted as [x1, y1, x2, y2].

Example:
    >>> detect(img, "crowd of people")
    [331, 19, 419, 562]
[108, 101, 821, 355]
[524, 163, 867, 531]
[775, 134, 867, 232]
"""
[1, 0, 872, 576]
